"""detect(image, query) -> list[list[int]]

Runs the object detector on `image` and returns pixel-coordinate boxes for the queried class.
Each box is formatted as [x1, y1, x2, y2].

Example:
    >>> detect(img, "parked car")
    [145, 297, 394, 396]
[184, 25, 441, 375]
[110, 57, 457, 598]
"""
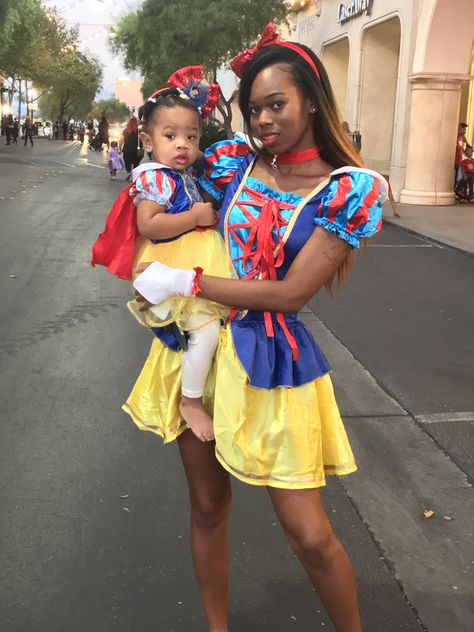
[42, 121, 53, 138]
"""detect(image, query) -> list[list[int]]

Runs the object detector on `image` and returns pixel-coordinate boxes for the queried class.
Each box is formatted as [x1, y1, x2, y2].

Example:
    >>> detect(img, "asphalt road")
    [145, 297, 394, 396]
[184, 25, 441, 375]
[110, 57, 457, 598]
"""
[0, 139, 472, 632]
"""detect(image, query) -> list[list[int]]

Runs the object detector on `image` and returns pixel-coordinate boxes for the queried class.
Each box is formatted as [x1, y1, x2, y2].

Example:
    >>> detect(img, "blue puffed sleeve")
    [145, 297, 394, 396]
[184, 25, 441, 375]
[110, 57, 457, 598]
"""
[198, 134, 253, 202]
[130, 169, 176, 208]
[314, 169, 386, 248]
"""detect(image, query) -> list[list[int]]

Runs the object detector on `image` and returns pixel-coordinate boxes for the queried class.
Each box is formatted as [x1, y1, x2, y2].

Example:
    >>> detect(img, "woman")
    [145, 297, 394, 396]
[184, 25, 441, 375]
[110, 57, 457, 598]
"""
[127, 24, 387, 632]
[23, 116, 34, 147]
[119, 117, 142, 180]
[97, 115, 110, 149]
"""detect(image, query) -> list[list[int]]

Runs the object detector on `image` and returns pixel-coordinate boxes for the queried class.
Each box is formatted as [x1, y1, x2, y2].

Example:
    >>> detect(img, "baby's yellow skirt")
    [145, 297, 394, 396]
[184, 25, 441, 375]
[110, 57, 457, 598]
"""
[127, 229, 231, 331]
[123, 327, 357, 490]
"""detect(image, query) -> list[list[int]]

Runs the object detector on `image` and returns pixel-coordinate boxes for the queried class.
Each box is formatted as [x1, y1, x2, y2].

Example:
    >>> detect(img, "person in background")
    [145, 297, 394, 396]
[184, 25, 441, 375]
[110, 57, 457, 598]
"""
[454, 123, 471, 188]
[4, 114, 13, 145]
[23, 116, 34, 147]
[12, 118, 19, 144]
[97, 115, 110, 149]
[460, 145, 474, 203]
[107, 141, 124, 180]
[119, 117, 142, 180]
[342, 120, 361, 153]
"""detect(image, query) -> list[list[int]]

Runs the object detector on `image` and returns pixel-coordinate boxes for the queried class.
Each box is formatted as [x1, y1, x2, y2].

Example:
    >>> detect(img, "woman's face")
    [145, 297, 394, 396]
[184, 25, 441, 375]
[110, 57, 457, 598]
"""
[248, 64, 314, 155]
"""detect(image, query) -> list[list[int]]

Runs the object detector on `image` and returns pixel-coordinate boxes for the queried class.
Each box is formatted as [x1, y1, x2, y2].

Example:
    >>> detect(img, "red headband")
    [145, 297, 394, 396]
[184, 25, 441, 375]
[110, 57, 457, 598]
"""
[230, 22, 320, 80]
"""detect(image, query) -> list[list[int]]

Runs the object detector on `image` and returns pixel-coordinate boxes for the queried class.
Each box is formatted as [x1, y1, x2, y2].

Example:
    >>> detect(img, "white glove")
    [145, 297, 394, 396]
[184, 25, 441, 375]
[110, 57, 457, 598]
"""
[133, 261, 196, 305]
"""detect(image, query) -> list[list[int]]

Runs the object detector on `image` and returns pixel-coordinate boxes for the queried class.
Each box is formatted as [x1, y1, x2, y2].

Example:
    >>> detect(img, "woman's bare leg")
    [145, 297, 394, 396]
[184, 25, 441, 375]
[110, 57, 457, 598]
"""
[267, 487, 362, 632]
[177, 429, 231, 632]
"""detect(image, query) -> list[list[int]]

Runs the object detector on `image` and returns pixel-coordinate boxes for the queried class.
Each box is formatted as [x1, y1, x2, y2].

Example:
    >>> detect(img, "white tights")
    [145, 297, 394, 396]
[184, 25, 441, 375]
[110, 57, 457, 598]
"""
[181, 316, 221, 398]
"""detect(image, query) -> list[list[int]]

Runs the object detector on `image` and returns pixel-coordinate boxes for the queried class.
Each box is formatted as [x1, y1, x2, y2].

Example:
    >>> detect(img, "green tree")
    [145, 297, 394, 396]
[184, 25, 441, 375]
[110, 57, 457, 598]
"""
[87, 98, 130, 123]
[33, 10, 102, 122]
[111, 0, 288, 137]
[38, 51, 102, 122]
[0, 0, 45, 78]
[1, 3, 102, 121]
[0, 0, 47, 115]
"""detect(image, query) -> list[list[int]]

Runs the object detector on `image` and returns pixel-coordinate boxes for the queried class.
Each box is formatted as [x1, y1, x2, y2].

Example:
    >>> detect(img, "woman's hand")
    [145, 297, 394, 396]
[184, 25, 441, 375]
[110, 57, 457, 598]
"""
[190, 202, 218, 227]
[134, 291, 153, 312]
[133, 261, 197, 305]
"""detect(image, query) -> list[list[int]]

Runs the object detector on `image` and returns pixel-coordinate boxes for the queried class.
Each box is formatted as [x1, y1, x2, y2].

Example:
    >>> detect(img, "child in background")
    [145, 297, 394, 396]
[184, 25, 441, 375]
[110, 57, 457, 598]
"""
[92, 66, 229, 442]
[460, 146, 474, 203]
[108, 141, 124, 180]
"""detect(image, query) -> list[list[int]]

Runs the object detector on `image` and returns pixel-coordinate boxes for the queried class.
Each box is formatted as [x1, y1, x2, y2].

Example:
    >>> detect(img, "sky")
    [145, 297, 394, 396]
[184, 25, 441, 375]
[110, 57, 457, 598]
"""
[42, 0, 237, 100]
[42, 0, 142, 99]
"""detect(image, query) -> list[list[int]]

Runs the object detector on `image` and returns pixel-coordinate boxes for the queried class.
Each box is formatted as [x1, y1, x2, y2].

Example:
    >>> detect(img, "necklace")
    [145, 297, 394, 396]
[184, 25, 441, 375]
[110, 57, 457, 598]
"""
[271, 146, 320, 170]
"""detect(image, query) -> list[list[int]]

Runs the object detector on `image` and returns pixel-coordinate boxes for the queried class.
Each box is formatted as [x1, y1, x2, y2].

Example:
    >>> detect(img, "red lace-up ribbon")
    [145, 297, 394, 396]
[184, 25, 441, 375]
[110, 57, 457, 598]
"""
[227, 187, 300, 361]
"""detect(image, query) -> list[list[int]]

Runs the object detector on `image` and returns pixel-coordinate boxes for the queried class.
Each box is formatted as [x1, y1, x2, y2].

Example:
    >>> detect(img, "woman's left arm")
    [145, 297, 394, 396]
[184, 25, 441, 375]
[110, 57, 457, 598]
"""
[196, 226, 350, 312]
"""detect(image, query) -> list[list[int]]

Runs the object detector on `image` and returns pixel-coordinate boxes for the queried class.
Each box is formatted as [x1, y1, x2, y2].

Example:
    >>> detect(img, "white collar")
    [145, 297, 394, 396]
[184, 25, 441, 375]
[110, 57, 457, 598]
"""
[131, 161, 170, 180]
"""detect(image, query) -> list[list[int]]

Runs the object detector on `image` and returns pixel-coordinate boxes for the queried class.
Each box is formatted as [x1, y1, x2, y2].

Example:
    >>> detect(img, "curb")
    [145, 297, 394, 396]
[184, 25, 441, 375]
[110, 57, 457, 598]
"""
[383, 217, 474, 257]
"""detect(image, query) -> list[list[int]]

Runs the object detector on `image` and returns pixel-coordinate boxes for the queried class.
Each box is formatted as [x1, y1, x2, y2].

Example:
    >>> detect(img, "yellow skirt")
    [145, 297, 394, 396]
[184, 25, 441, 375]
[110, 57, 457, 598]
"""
[123, 327, 357, 489]
[127, 229, 231, 331]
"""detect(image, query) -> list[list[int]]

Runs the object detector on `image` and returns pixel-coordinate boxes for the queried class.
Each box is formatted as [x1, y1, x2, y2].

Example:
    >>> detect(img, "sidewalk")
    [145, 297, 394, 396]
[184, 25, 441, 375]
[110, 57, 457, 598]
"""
[383, 201, 474, 255]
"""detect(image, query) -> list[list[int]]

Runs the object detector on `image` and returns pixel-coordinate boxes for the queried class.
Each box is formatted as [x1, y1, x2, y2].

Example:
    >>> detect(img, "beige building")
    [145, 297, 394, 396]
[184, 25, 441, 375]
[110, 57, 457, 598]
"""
[288, 0, 474, 205]
[115, 79, 143, 113]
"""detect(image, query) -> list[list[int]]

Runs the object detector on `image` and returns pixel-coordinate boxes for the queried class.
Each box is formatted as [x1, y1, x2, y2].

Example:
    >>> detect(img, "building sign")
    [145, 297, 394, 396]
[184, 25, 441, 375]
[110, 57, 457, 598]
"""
[337, 0, 373, 24]
[299, 14, 318, 39]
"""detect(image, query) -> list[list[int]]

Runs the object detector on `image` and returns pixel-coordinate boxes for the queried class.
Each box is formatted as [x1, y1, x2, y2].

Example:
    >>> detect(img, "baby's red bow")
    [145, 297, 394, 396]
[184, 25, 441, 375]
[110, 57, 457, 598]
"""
[230, 23, 281, 78]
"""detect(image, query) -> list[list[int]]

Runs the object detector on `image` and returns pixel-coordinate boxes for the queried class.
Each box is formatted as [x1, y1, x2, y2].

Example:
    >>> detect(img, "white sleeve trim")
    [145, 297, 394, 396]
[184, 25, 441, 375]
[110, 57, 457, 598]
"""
[131, 161, 170, 181]
[329, 166, 389, 202]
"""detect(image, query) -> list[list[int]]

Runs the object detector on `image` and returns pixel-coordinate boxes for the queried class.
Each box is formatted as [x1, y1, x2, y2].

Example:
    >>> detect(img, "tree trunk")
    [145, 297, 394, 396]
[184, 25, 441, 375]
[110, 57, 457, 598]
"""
[217, 93, 236, 139]
[17, 78, 22, 119]
[8, 76, 14, 110]
[59, 90, 71, 123]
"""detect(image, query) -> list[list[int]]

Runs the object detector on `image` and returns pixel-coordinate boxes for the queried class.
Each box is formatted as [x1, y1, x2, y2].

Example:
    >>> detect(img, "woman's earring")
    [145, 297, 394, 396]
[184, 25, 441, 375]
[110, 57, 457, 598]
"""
[310, 106, 317, 114]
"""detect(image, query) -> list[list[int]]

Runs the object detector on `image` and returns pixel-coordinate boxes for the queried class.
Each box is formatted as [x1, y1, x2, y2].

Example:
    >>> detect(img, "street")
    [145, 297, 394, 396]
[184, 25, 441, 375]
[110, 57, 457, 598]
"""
[0, 139, 473, 632]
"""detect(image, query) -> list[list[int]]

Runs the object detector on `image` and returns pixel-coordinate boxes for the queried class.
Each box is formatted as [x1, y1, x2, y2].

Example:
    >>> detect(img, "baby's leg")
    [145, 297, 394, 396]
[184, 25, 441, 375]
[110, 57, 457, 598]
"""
[179, 318, 220, 442]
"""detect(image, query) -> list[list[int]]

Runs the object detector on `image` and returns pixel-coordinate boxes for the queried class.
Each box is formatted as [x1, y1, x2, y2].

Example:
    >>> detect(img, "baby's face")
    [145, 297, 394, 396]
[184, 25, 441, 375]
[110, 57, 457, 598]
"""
[142, 105, 200, 171]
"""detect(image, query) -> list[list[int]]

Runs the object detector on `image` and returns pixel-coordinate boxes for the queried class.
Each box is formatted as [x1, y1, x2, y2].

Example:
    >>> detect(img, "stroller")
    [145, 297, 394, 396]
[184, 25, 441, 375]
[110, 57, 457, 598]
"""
[455, 178, 468, 202]
[89, 133, 103, 151]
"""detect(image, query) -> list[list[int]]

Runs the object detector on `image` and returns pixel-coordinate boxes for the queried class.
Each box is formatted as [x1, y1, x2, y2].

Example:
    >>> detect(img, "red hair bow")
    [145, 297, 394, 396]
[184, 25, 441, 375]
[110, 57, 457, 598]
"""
[230, 23, 280, 78]
[230, 22, 320, 80]
[166, 65, 220, 119]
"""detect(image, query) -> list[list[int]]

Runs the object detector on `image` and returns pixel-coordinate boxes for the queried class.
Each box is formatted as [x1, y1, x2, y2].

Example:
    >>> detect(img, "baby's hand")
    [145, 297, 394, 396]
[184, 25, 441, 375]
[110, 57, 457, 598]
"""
[191, 202, 218, 227]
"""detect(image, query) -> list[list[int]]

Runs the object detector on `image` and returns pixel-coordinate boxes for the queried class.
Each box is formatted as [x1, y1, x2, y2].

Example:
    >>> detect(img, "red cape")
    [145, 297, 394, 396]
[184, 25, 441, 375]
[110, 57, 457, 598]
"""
[91, 184, 136, 280]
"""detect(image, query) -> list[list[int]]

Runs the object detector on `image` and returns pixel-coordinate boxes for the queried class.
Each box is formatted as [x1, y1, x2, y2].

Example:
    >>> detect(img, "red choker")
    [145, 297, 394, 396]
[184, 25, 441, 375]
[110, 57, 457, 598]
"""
[271, 146, 320, 169]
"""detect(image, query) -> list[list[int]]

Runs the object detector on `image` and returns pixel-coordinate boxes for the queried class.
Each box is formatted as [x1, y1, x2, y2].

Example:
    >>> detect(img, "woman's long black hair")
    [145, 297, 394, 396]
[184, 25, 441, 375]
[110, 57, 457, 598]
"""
[238, 44, 363, 170]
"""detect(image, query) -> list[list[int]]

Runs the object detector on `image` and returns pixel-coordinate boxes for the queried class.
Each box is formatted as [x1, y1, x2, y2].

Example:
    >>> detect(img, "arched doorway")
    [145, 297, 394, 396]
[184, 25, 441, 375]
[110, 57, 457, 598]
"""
[321, 37, 349, 119]
[358, 17, 401, 173]
[400, 0, 474, 205]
